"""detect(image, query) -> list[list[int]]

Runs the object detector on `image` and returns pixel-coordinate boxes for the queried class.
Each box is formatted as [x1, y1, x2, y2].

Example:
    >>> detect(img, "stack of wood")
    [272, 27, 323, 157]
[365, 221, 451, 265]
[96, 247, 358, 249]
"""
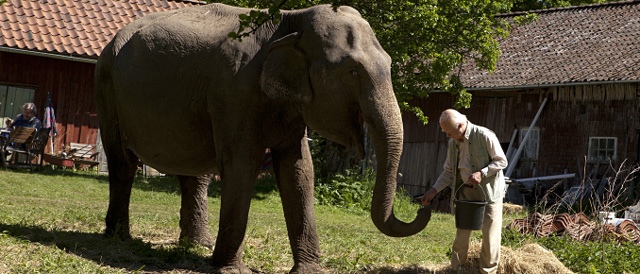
[509, 212, 640, 245]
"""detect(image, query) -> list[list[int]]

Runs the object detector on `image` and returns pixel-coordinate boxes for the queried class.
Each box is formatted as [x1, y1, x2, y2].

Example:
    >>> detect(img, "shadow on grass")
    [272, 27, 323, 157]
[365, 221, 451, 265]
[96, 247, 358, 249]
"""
[0, 222, 223, 273]
[0, 222, 462, 274]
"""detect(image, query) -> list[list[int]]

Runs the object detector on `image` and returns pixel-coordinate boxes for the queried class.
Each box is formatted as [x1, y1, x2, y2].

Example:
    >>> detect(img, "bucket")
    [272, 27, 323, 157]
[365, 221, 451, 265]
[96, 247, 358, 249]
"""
[454, 184, 488, 230]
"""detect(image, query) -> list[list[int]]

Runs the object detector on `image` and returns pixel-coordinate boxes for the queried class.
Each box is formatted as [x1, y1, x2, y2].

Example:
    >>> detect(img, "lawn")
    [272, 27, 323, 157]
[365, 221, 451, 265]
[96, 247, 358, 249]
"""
[7, 167, 617, 274]
[0, 168, 503, 274]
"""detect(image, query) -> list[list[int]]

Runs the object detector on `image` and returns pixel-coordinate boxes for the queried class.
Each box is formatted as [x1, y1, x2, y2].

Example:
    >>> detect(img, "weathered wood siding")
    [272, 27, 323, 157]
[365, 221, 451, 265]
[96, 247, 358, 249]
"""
[399, 84, 640, 196]
[0, 51, 98, 153]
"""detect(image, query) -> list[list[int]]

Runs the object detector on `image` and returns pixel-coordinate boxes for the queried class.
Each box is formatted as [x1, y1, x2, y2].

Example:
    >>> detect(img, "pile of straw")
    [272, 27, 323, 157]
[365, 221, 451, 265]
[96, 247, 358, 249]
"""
[361, 241, 573, 273]
[467, 241, 574, 274]
[503, 203, 525, 215]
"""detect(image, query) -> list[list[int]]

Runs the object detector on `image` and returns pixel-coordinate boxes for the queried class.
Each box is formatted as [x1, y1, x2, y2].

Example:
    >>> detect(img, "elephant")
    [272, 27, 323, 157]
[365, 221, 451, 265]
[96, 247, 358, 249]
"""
[94, 3, 431, 273]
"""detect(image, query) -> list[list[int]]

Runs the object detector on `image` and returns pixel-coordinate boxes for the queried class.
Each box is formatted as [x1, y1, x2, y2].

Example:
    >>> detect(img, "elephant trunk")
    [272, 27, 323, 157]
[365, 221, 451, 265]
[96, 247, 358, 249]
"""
[363, 89, 431, 237]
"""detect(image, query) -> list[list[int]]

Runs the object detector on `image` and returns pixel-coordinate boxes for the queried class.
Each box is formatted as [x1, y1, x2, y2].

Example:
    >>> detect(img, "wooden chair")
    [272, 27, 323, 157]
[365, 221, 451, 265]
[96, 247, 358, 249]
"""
[1, 127, 38, 170]
[8, 128, 51, 171]
[68, 142, 101, 170]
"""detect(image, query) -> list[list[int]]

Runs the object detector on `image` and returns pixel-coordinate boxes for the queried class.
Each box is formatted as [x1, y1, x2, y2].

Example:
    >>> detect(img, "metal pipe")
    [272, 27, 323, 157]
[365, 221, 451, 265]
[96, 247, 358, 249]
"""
[511, 173, 576, 183]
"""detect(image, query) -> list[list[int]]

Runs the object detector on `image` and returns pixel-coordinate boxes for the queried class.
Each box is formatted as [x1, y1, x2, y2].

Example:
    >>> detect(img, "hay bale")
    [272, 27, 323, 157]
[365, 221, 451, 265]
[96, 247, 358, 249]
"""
[503, 203, 525, 215]
[466, 241, 574, 274]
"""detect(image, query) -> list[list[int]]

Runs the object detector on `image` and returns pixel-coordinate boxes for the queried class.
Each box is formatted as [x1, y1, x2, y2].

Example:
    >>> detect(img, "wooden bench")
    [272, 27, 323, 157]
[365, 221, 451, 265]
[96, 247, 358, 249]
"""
[1, 127, 38, 170]
[68, 142, 101, 170]
[7, 128, 51, 171]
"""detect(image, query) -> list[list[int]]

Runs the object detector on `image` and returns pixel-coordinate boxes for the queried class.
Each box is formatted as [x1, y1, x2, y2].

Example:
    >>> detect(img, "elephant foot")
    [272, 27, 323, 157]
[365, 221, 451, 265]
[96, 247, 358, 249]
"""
[179, 230, 215, 248]
[212, 264, 253, 274]
[290, 262, 325, 274]
[179, 234, 214, 248]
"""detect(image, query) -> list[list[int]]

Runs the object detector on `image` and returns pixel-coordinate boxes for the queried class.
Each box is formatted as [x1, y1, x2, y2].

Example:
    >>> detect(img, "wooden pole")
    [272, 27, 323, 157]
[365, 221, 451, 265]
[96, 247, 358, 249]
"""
[505, 129, 518, 161]
[505, 97, 548, 178]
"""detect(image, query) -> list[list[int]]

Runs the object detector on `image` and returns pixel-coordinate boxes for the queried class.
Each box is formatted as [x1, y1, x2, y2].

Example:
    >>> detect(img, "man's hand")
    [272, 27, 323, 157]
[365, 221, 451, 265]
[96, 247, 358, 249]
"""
[421, 187, 438, 205]
[468, 171, 483, 185]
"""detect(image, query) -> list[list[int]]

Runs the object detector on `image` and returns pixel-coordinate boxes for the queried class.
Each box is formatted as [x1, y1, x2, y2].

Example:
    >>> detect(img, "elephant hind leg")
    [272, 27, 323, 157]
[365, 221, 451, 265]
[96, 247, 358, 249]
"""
[178, 174, 215, 247]
[104, 147, 138, 240]
[101, 122, 139, 240]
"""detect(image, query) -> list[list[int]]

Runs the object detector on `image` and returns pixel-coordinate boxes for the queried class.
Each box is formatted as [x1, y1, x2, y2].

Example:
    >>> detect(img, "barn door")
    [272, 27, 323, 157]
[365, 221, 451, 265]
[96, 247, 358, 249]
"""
[0, 85, 36, 127]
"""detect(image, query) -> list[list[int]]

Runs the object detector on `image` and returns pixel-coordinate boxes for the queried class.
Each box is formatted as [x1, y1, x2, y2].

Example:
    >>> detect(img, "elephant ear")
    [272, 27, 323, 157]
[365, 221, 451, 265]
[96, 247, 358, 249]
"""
[260, 32, 312, 103]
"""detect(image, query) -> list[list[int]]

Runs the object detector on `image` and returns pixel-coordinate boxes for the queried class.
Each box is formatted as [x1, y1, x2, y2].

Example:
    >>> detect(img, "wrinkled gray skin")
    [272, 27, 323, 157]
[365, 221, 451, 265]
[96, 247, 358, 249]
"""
[95, 3, 431, 273]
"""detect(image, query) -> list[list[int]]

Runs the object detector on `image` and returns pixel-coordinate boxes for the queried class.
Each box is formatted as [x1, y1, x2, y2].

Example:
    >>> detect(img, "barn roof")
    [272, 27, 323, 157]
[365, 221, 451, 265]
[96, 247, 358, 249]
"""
[0, 0, 204, 63]
[462, 0, 640, 89]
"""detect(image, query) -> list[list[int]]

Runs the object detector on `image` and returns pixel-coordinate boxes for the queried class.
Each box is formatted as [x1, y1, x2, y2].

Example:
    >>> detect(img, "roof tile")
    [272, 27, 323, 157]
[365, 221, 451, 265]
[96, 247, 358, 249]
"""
[0, 0, 204, 59]
[463, 1, 640, 88]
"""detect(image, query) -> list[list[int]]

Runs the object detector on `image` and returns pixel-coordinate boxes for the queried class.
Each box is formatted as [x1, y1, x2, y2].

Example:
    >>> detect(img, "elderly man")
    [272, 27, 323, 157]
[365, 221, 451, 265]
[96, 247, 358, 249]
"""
[422, 109, 507, 274]
[6, 103, 42, 129]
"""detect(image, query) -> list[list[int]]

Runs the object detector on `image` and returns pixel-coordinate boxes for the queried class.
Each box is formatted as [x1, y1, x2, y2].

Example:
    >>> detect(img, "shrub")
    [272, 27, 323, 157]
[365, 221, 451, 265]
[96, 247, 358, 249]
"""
[314, 168, 375, 212]
[313, 168, 420, 220]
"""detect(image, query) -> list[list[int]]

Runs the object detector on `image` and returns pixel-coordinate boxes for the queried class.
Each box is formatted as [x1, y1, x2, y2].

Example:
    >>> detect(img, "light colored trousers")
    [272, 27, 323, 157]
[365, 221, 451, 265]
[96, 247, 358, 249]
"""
[451, 201, 503, 274]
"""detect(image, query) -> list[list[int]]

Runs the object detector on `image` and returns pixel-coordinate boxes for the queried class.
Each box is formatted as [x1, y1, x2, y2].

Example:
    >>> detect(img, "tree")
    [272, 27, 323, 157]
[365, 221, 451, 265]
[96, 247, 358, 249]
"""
[215, 0, 530, 124]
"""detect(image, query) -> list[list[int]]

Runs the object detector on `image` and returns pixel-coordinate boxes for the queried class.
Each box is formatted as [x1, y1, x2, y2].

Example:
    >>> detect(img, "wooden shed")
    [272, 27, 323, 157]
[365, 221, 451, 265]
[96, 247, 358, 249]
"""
[0, 0, 203, 154]
[398, 1, 640, 199]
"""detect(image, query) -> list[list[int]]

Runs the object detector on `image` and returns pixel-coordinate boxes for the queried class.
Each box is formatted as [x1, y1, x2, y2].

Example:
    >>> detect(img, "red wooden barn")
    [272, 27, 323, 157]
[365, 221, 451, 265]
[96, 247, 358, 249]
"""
[0, 0, 203, 154]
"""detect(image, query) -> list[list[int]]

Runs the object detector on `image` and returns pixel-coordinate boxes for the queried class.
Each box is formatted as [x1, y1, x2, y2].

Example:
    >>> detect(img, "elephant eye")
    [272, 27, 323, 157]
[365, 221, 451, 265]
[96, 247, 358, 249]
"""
[351, 70, 358, 77]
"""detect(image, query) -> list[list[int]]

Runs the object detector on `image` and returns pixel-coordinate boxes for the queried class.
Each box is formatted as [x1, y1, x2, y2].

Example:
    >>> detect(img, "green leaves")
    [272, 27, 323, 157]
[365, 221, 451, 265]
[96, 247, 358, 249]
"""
[218, 0, 518, 122]
[226, 0, 285, 40]
[314, 168, 375, 211]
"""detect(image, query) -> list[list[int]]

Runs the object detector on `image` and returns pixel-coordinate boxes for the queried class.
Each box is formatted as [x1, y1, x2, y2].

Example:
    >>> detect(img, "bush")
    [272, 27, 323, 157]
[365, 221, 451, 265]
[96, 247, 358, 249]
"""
[313, 168, 421, 220]
[314, 168, 375, 212]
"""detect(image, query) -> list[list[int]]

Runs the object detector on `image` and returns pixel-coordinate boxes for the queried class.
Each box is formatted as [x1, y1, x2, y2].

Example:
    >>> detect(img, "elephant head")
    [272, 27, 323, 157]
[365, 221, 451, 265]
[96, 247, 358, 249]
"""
[260, 5, 431, 237]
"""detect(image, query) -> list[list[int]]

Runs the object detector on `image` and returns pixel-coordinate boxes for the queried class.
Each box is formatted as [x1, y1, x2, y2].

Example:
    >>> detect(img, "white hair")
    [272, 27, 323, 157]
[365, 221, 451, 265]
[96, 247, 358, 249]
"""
[439, 109, 467, 128]
[22, 102, 37, 116]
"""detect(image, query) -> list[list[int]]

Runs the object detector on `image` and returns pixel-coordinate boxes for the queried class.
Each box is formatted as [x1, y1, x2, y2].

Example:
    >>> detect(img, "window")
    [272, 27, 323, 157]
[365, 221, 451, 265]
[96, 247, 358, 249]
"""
[0, 85, 36, 127]
[588, 137, 617, 163]
[519, 128, 539, 160]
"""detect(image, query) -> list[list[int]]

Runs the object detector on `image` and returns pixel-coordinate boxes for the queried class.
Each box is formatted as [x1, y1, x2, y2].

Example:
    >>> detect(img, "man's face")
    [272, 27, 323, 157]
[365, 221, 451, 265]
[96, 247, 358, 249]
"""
[440, 121, 466, 141]
[22, 108, 33, 120]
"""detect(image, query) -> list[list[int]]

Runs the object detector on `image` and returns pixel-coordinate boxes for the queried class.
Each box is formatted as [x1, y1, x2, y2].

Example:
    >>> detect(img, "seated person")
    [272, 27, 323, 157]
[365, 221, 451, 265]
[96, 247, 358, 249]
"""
[7, 103, 42, 130]
[2, 103, 42, 148]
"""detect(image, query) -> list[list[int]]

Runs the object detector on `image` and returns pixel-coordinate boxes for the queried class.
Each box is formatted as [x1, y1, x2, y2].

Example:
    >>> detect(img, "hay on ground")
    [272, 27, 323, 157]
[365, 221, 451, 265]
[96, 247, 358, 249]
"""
[503, 203, 525, 215]
[361, 241, 573, 274]
[467, 241, 574, 274]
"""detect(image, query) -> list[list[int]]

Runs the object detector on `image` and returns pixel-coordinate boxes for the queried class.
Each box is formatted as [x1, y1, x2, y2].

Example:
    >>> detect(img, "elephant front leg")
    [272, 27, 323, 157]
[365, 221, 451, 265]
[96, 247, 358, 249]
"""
[178, 174, 215, 247]
[272, 136, 323, 274]
[211, 155, 262, 274]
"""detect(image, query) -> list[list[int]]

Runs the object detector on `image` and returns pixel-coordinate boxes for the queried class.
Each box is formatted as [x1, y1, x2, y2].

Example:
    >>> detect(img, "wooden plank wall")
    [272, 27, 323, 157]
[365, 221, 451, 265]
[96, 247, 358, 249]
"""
[0, 52, 98, 153]
[399, 84, 640, 196]
[541, 84, 640, 176]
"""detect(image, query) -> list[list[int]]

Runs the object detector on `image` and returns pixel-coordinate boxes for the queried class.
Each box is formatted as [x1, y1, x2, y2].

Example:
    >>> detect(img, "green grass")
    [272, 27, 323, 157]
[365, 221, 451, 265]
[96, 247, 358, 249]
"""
[0, 168, 468, 273]
[4, 167, 618, 274]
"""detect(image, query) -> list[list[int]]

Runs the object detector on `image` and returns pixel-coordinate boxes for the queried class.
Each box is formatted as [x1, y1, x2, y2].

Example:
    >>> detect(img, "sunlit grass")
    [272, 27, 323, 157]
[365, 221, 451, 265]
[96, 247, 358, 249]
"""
[1, 168, 496, 273]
